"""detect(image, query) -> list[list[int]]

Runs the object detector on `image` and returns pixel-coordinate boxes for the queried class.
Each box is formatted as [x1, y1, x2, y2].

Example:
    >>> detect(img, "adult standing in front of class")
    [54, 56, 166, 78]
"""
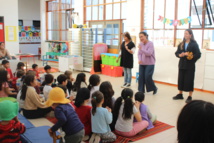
[173, 29, 201, 103]
[117, 32, 136, 88]
[138, 32, 157, 95]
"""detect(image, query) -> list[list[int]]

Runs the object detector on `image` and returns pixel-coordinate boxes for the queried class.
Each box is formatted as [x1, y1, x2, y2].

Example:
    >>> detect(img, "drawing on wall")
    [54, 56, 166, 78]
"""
[19, 26, 41, 43]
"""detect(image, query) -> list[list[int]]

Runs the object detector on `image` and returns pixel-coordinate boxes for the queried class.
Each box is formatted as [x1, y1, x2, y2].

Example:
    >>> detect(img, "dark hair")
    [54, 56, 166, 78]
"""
[177, 100, 214, 143]
[135, 92, 145, 102]
[113, 88, 134, 120]
[44, 65, 51, 71]
[74, 88, 90, 108]
[16, 70, 25, 78]
[139, 31, 149, 40]
[0, 70, 8, 90]
[20, 75, 35, 100]
[45, 74, 54, 84]
[91, 91, 104, 116]
[179, 29, 196, 50]
[32, 64, 38, 69]
[99, 81, 114, 109]
[57, 74, 67, 84]
[17, 62, 25, 70]
[88, 74, 100, 91]
[1, 60, 9, 65]
[57, 84, 67, 94]
[123, 32, 132, 41]
[26, 70, 36, 76]
[73, 73, 87, 91]
[64, 70, 72, 80]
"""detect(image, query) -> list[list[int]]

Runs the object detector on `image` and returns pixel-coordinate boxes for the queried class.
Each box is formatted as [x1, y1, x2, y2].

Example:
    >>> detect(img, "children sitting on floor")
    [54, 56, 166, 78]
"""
[57, 74, 69, 98]
[0, 99, 26, 143]
[1, 60, 13, 82]
[41, 65, 52, 84]
[88, 74, 101, 105]
[74, 88, 92, 137]
[32, 64, 40, 81]
[134, 92, 157, 129]
[0, 69, 17, 98]
[113, 88, 148, 137]
[46, 87, 85, 143]
[64, 70, 74, 95]
[90, 91, 116, 143]
[14, 62, 25, 77]
[72, 73, 87, 97]
[21, 74, 52, 119]
[16, 69, 25, 91]
[43, 74, 54, 101]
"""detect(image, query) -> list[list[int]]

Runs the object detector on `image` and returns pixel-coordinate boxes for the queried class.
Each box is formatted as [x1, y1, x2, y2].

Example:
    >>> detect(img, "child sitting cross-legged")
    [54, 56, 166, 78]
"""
[134, 92, 157, 129]
[46, 87, 85, 143]
[89, 91, 116, 143]
[43, 74, 54, 100]
[0, 99, 26, 143]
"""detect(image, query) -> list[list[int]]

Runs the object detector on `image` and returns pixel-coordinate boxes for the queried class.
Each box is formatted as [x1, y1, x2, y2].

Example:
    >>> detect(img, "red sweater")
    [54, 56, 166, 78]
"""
[73, 105, 92, 135]
[6, 68, 13, 81]
[0, 120, 26, 143]
[33, 69, 40, 79]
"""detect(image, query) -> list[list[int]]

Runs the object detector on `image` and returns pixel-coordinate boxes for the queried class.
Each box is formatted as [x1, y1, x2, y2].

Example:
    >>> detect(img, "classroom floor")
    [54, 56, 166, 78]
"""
[21, 58, 214, 143]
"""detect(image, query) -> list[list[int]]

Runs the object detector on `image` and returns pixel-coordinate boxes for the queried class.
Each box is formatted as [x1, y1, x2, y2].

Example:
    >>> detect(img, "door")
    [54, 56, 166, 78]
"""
[0, 17, 4, 43]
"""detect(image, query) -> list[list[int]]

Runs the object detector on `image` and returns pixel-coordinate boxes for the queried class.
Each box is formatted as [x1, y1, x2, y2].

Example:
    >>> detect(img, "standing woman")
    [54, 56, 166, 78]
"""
[173, 29, 201, 103]
[138, 32, 157, 94]
[117, 32, 136, 88]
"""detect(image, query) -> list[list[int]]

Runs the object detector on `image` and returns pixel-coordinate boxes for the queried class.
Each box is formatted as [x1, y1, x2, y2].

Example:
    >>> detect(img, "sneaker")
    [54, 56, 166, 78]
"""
[94, 134, 101, 143]
[124, 83, 131, 87]
[185, 96, 192, 103]
[121, 83, 127, 88]
[173, 94, 184, 100]
[153, 88, 158, 95]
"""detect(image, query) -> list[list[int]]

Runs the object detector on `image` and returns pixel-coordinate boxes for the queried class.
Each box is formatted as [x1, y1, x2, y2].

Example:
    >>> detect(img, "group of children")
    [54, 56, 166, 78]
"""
[0, 60, 157, 143]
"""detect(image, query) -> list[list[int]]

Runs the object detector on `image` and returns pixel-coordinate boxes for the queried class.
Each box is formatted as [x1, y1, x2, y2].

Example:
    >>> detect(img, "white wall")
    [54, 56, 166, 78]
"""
[18, 0, 40, 26]
[0, 0, 19, 54]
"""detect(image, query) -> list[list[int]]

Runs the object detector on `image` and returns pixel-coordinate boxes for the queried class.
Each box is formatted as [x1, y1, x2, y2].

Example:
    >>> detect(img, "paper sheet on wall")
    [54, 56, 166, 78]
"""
[5, 26, 17, 42]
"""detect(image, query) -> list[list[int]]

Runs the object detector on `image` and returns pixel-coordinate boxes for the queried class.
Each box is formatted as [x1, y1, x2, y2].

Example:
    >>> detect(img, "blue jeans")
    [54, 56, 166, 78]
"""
[123, 67, 132, 84]
[138, 65, 156, 92]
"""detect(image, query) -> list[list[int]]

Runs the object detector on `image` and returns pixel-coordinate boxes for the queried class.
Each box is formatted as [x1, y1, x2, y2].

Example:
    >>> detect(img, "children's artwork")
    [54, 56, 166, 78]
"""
[48, 42, 69, 59]
[158, 16, 192, 26]
[203, 39, 210, 49]
[19, 26, 41, 43]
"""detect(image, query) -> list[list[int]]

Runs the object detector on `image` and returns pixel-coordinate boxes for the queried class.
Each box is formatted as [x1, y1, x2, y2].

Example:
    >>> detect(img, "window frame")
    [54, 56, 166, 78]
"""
[141, 0, 214, 50]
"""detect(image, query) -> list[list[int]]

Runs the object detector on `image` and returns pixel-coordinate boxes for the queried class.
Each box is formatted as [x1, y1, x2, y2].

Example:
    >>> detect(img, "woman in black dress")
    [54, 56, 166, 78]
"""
[173, 29, 201, 103]
[117, 32, 135, 88]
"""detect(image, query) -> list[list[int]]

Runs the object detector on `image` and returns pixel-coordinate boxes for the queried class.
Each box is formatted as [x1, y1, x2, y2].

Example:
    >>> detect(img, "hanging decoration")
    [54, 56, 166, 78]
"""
[158, 16, 192, 26]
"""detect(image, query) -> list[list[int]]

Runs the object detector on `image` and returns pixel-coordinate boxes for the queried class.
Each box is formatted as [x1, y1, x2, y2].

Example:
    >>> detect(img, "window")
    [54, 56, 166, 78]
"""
[19, 20, 23, 26]
[84, 0, 127, 23]
[46, 0, 74, 41]
[33, 20, 40, 27]
[142, 0, 214, 49]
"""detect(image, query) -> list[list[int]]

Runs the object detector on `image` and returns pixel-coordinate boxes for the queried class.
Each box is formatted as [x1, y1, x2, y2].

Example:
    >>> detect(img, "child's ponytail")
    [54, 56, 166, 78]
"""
[91, 91, 104, 116]
[20, 75, 35, 100]
[121, 88, 134, 120]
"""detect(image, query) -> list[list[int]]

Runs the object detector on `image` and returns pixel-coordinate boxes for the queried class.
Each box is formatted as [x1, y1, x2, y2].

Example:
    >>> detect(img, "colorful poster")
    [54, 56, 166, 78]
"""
[5, 26, 17, 42]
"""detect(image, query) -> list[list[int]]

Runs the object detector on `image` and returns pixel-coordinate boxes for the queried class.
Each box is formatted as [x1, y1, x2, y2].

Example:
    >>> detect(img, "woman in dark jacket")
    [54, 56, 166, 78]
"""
[173, 29, 201, 103]
[117, 32, 135, 88]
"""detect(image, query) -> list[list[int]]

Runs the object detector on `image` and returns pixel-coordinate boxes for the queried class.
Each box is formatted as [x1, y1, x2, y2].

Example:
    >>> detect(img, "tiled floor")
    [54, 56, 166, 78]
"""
[22, 58, 214, 143]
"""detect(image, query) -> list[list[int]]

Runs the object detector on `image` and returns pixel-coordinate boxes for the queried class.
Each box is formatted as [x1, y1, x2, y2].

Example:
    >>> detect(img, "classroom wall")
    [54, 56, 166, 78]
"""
[18, 0, 41, 55]
[0, 0, 19, 54]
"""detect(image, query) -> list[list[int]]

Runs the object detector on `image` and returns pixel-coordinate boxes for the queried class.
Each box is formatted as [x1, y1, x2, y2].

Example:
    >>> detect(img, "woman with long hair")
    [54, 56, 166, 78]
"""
[117, 32, 136, 88]
[173, 29, 201, 103]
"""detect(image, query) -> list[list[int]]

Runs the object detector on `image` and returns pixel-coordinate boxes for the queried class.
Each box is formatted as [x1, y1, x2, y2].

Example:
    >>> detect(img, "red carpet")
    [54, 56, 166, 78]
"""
[46, 118, 174, 143]
[113, 121, 174, 143]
